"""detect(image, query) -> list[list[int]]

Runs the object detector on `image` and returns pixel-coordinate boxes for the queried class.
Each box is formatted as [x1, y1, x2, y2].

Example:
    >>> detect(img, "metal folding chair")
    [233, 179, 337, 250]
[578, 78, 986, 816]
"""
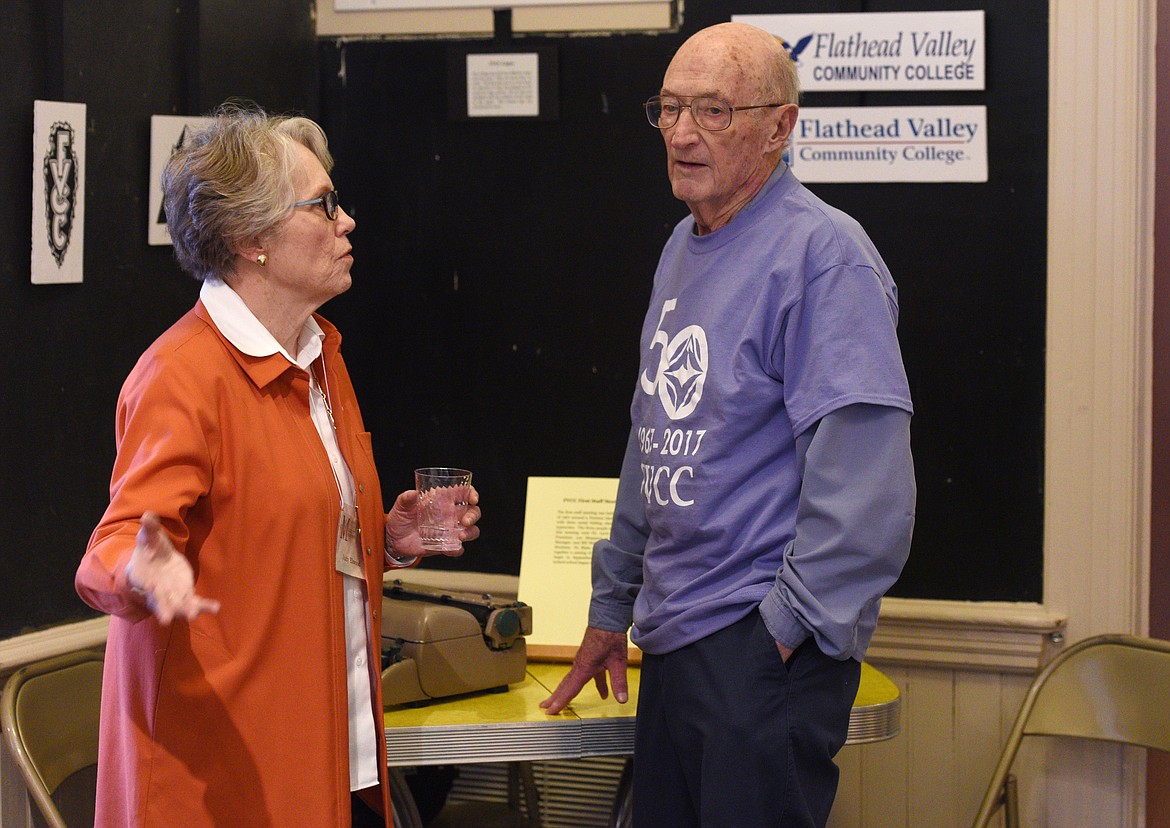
[972, 634, 1170, 827]
[2, 649, 104, 828]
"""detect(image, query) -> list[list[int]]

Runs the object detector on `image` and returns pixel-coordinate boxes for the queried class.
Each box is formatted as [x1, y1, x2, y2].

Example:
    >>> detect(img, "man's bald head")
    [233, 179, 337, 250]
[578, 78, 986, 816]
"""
[669, 23, 800, 108]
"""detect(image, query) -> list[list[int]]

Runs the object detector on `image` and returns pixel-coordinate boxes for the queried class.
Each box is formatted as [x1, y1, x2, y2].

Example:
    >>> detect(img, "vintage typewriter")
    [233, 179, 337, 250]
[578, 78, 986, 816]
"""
[380, 579, 533, 706]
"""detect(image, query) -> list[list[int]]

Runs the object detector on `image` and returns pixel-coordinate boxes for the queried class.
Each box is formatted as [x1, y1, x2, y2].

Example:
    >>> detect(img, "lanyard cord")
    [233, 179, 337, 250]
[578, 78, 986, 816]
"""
[310, 356, 336, 430]
[310, 358, 349, 511]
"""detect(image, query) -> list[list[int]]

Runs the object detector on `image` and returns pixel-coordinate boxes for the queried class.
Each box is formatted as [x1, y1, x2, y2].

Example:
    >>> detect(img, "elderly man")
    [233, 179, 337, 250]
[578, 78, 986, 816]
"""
[541, 22, 916, 828]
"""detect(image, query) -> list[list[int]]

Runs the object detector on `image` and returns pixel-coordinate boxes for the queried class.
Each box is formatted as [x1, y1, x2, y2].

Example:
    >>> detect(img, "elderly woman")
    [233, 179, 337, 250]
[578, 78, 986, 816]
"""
[75, 103, 480, 827]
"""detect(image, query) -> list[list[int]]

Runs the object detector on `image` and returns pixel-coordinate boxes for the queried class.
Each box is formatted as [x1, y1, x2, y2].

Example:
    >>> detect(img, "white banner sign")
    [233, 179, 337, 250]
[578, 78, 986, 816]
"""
[149, 115, 215, 246]
[734, 11, 984, 91]
[32, 101, 86, 284]
[789, 106, 987, 183]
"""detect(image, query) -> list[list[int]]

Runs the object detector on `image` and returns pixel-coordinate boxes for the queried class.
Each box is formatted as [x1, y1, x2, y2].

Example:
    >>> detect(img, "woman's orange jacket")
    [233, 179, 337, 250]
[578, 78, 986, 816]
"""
[77, 301, 393, 826]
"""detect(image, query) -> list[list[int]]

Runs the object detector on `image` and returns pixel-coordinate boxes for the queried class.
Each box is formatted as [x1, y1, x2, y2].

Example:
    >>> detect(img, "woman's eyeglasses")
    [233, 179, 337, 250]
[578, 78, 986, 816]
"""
[291, 189, 340, 220]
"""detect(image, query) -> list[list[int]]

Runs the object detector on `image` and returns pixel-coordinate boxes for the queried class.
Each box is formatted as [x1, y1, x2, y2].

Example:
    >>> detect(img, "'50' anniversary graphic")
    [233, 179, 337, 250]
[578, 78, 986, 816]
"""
[639, 299, 709, 420]
[637, 299, 709, 508]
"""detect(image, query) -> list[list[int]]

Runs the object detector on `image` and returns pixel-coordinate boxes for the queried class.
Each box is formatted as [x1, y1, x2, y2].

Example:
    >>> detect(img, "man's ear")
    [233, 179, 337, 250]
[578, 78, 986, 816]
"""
[767, 104, 799, 153]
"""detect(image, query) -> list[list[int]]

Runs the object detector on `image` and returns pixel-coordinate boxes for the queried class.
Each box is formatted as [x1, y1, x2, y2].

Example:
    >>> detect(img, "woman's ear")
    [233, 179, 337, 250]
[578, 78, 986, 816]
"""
[235, 235, 266, 268]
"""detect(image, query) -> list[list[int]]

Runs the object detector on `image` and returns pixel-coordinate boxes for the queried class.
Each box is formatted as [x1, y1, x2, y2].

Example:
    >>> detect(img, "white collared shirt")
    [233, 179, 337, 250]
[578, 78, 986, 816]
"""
[201, 278, 379, 791]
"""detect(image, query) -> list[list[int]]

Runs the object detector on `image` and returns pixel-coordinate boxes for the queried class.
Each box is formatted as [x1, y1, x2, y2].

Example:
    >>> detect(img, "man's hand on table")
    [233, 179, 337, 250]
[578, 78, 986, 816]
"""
[539, 626, 630, 715]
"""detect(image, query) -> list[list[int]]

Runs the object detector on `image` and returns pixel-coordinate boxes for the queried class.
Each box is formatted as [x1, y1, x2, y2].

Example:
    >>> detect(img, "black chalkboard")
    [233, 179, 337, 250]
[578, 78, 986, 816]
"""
[0, 0, 1046, 641]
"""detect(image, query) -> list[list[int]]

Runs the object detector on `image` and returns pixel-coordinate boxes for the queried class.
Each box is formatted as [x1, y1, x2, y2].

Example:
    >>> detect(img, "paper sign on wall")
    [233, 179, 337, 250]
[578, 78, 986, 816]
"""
[734, 11, 985, 92]
[32, 101, 86, 284]
[149, 115, 215, 246]
[789, 106, 987, 183]
[466, 53, 540, 118]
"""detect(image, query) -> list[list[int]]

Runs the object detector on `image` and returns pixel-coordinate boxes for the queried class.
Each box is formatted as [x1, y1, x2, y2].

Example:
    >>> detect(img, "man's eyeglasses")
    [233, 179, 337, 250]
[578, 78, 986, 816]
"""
[644, 95, 784, 132]
[292, 189, 340, 220]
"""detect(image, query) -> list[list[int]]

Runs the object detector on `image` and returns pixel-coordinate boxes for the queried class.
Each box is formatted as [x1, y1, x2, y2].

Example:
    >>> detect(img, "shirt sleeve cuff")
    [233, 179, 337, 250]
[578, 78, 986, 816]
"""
[588, 602, 633, 634]
[759, 588, 809, 651]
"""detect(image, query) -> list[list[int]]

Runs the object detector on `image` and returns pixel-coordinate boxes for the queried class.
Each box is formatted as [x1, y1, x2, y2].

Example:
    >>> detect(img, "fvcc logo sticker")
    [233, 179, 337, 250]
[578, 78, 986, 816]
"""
[638, 299, 709, 508]
[32, 100, 85, 284]
[43, 121, 78, 266]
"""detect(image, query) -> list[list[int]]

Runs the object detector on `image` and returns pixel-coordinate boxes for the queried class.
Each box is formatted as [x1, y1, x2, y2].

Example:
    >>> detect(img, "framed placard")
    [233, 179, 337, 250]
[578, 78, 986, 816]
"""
[447, 45, 558, 121]
[318, 3, 675, 37]
[467, 53, 539, 118]
[337, 0, 660, 8]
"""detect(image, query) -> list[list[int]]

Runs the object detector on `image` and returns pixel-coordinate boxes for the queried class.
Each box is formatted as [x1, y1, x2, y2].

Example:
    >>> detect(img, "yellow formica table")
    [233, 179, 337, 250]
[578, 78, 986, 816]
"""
[383, 660, 899, 765]
[384, 661, 899, 826]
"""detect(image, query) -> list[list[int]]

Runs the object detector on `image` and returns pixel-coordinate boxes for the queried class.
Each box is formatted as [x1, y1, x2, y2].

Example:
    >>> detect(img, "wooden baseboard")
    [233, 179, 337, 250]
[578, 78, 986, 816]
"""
[869, 598, 1067, 673]
[0, 598, 1065, 681]
[0, 617, 108, 678]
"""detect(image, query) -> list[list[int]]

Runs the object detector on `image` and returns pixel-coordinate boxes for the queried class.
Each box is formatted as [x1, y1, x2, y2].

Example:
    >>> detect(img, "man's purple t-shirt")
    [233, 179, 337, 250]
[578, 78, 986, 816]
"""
[590, 164, 913, 658]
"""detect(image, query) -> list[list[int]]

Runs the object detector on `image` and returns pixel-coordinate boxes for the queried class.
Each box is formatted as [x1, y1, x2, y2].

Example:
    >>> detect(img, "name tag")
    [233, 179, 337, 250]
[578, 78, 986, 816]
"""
[335, 505, 364, 579]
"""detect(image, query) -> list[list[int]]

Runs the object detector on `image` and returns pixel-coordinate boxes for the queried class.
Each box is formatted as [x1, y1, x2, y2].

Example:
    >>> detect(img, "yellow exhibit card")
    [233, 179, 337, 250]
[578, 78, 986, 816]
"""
[518, 476, 640, 661]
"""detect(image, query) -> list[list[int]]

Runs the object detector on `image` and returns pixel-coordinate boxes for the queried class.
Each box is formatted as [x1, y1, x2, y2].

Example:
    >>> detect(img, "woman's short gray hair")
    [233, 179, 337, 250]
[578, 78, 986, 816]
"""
[162, 101, 334, 281]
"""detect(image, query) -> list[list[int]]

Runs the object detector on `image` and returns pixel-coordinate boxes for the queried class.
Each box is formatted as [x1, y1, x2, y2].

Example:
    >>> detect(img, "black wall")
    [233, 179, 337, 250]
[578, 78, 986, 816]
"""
[316, 0, 1048, 601]
[0, 0, 1047, 640]
[0, 0, 315, 638]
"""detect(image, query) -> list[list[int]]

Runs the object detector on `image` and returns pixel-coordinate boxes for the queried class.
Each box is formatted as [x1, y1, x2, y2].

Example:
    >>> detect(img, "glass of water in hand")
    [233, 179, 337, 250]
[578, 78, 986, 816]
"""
[414, 467, 473, 552]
